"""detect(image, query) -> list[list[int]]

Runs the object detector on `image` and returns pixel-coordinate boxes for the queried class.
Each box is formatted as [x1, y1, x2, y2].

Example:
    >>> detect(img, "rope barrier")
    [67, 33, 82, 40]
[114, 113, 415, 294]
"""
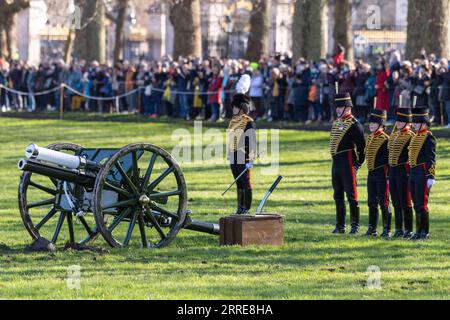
[0, 84, 61, 96]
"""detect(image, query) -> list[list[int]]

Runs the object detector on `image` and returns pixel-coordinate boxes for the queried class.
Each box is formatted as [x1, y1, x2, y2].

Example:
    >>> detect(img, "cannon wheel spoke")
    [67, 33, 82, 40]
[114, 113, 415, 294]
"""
[131, 151, 140, 186]
[102, 199, 136, 211]
[115, 162, 138, 194]
[35, 207, 58, 230]
[104, 182, 132, 198]
[149, 202, 180, 221]
[142, 153, 158, 188]
[27, 198, 55, 209]
[137, 210, 149, 247]
[144, 207, 166, 240]
[107, 208, 131, 232]
[123, 210, 139, 246]
[151, 190, 182, 199]
[51, 212, 66, 243]
[29, 181, 57, 195]
[147, 167, 174, 192]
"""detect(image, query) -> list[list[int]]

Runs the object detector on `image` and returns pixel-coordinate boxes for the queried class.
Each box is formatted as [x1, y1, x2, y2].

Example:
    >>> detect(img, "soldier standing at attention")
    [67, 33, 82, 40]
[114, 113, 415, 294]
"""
[388, 108, 415, 238]
[408, 108, 436, 240]
[228, 75, 257, 215]
[330, 91, 366, 234]
[364, 109, 391, 237]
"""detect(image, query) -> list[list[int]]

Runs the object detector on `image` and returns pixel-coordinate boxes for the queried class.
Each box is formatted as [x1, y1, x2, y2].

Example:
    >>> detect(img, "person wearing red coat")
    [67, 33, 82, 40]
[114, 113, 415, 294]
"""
[375, 62, 390, 112]
[207, 65, 223, 122]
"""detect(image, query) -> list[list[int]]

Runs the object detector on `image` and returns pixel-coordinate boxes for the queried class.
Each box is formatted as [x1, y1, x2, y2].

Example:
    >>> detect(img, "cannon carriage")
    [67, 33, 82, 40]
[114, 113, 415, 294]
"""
[18, 142, 219, 249]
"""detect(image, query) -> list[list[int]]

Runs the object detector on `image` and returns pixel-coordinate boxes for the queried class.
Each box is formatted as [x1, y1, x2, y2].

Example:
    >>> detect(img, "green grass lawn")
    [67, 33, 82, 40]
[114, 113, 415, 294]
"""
[0, 114, 449, 300]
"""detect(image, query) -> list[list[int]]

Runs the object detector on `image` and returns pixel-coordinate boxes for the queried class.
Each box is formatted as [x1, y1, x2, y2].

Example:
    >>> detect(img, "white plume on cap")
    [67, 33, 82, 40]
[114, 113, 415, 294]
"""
[235, 74, 251, 94]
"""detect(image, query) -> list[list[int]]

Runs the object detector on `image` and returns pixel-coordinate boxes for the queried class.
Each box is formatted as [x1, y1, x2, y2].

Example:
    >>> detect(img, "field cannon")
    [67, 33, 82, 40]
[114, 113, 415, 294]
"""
[17, 142, 220, 249]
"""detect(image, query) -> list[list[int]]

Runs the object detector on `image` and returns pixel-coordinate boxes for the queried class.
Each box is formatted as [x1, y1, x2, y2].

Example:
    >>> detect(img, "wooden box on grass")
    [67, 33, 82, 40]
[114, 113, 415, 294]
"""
[219, 214, 284, 246]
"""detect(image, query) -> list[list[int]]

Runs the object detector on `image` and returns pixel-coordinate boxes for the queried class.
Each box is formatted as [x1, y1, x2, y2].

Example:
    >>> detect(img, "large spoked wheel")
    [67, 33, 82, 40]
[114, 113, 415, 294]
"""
[93, 143, 187, 248]
[18, 142, 98, 245]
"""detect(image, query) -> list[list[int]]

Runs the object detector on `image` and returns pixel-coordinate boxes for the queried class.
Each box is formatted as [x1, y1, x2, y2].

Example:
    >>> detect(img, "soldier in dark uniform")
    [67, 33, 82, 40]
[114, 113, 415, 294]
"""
[330, 92, 366, 234]
[364, 109, 391, 237]
[408, 108, 436, 240]
[228, 75, 257, 215]
[388, 108, 415, 238]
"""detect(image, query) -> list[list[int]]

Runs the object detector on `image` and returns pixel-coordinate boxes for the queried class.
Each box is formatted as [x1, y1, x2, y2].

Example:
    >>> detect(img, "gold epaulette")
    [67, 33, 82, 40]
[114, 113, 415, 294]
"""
[329, 116, 356, 156]
[388, 129, 415, 166]
[365, 131, 389, 171]
[408, 131, 428, 167]
[228, 114, 254, 152]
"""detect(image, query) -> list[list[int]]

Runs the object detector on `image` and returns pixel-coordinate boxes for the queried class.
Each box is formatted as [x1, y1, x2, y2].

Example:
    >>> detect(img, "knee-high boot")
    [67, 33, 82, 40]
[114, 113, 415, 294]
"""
[380, 207, 392, 237]
[332, 199, 346, 233]
[393, 207, 404, 238]
[365, 207, 379, 236]
[349, 204, 360, 234]
[242, 188, 252, 214]
[403, 207, 414, 238]
[235, 188, 244, 215]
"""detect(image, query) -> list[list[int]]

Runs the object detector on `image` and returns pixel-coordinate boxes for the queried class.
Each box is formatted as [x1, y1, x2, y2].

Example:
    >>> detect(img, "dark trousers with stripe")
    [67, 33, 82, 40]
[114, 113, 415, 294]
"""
[410, 165, 430, 234]
[367, 166, 389, 210]
[332, 150, 359, 229]
[389, 164, 413, 232]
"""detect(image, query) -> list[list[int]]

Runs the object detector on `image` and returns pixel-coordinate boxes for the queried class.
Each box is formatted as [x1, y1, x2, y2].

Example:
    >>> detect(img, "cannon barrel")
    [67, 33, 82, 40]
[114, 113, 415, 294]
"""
[18, 159, 96, 188]
[25, 144, 99, 171]
[183, 219, 220, 235]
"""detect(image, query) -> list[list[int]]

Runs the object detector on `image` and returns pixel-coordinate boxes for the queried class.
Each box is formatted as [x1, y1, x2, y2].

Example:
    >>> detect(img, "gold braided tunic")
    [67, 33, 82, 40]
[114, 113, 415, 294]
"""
[329, 116, 357, 157]
[408, 131, 429, 168]
[388, 129, 415, 166]
[228, 114, 256, 161]
[365, 131, 389, 171]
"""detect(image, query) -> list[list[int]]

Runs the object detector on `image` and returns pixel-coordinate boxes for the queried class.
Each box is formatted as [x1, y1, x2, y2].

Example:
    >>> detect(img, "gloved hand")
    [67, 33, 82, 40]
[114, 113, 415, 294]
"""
[246, 162, 254, 170]
[427, 179, 435, 190]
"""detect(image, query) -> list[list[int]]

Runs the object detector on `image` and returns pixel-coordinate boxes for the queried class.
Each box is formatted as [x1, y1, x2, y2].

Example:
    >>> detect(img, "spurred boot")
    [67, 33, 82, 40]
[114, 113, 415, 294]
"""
[332, 199, 346, 234]
[349, 204, 360, 235]
[380, 208, 392, 238]
[403, 207, 414, 239]
[393, 207, 404, 238]
[365, 207, 379, 236]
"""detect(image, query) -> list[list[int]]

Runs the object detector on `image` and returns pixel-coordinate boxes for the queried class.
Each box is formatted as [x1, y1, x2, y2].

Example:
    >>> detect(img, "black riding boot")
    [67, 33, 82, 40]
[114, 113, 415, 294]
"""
[380, 208, 392, 238]
[393, 207, 404, 238]
[421, 212, 430, 240]
[365, 207, 378, 236]
[241, 188, 252, 215]
[403, 207, 414, 238]
[409, 212, 422, 240]
[235, 189, 245, 215]
[349, 204, 360, 235]
[332, 199, 346, 234]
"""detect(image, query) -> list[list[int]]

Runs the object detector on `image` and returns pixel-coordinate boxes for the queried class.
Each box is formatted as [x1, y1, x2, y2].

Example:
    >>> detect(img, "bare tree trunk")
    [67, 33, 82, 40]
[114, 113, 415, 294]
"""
[169, 0, 202, 60]
[73, 0, 105, 63]
[0, 0, 30, 60]
[292, 0, 309, 61]
[5, 15, 17, 61]
[246, 0, 270, 61]
[333, 0, 353, 62]
[425, 0, 450, 58]
[64, 29, 76, 64]
[406, 0, 427, 59]
[0, 22, 6, 59]
[308, 0, 328, 61]
[293, 0, 328, 62]
[113, 0, 129, 65]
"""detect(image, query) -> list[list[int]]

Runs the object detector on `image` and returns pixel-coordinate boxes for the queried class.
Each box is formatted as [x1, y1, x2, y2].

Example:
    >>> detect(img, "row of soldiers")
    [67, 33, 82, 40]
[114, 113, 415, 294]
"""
[330, 92, 437, 240]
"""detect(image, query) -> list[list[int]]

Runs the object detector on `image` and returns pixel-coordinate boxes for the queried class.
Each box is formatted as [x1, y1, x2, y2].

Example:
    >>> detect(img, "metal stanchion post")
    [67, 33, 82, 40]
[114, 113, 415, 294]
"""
[60, 85, 64, 120]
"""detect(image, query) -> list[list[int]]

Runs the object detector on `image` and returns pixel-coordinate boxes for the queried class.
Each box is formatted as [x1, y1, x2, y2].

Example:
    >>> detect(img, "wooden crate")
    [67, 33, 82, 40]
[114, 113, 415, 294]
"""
[219, 214, 284, 246]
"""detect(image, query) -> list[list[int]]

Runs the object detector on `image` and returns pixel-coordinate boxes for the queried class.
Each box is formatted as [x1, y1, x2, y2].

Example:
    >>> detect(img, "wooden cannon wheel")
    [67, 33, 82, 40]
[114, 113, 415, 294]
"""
[18, 142, 98, 245]
[93, 143, 188, 248]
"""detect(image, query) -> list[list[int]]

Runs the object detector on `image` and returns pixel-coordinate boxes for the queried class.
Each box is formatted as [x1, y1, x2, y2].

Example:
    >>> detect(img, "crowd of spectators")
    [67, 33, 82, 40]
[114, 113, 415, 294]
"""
[1, 47, 450, 128]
